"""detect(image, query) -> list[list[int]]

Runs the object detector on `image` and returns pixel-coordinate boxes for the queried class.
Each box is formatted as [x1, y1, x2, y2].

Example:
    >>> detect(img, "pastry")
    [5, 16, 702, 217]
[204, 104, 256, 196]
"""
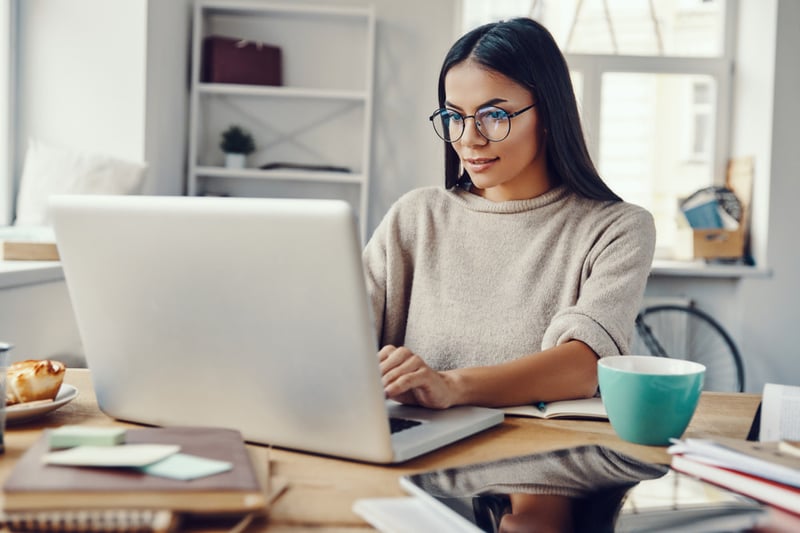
[5, 359, 66, 406]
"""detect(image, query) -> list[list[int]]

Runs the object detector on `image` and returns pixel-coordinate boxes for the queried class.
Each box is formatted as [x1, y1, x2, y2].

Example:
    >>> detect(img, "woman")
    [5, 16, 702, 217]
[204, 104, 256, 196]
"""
[362, 18, 655, 409]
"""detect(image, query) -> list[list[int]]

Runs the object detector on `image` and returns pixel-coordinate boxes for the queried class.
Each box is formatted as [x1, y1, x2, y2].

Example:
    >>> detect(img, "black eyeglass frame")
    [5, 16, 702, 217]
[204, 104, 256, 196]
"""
[428, 103, 536, 143]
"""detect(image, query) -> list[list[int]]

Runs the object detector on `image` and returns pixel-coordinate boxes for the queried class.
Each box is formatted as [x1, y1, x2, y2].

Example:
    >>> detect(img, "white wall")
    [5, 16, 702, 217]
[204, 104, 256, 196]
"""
[143, 0, 192, 195]
[16, 0, 148, 172]
[0, 1, 12, 225]
[735, 0, 800, 390]
[14, 0, 189, 200]
[0, 280, 84, 366]
[353, 0, 458, 231]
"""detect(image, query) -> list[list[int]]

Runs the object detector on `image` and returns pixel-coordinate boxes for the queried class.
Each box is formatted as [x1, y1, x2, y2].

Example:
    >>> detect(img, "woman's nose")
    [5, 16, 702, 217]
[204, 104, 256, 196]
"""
[459, 117, 489, 146]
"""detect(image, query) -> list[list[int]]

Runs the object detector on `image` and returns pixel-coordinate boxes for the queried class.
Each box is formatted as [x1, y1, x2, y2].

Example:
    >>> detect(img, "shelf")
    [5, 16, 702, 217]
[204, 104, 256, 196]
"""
[650, 259, 772, 279]
[194, 166, 366, 184]
[198, 1, 372, 20]
[188, 1, 376, 239]
[198, 83, 369, 101]
[0, 261, 63, 290]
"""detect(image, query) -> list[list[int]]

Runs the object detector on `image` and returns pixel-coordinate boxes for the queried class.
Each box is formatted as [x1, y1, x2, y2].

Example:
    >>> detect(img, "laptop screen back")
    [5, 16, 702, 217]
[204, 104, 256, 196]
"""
[50, 195, 397, 461]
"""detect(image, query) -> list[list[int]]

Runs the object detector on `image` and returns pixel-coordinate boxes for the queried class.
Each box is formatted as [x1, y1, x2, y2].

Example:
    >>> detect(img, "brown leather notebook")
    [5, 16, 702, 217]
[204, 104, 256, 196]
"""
[2, 426, 267, 515]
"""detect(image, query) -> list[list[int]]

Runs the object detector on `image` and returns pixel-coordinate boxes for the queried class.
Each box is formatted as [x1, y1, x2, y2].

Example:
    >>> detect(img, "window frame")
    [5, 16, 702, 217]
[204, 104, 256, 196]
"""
[566, 49, 735, 191]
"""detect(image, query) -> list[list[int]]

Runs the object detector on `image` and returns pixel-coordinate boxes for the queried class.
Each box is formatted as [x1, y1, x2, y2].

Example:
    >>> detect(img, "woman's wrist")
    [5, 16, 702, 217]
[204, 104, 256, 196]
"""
[440, 369, 468, 407]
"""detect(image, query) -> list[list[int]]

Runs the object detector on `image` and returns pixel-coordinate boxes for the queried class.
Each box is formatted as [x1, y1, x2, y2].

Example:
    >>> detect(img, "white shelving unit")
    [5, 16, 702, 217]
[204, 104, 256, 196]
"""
[188, 1, 376, 238]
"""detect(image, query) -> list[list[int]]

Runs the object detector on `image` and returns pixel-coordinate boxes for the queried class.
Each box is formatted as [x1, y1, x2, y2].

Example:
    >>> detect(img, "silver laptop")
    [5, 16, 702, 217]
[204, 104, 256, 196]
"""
[50, 194, 503, 463]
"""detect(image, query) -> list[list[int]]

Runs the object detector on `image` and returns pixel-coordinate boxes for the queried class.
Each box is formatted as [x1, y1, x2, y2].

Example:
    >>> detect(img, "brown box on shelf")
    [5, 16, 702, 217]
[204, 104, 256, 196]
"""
[675, 212, 746, 260]
[690, 227, 745, 259]
[202, 35, 282, 86]
[675, 157, 753, 261]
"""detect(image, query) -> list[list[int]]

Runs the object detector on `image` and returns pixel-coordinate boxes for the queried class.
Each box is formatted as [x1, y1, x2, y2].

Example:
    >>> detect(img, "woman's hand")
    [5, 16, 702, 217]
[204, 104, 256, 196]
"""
[378, 345, 458, 409]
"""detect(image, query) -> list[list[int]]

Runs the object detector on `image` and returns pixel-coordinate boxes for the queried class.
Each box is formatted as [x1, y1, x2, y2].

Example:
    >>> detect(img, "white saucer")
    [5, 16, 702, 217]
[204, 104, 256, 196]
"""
[5, 384, 79, 424]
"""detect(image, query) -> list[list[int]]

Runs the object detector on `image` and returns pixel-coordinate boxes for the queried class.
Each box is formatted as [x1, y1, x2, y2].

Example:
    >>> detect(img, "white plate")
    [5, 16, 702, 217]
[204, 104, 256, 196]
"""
[4, 384, 79, 424]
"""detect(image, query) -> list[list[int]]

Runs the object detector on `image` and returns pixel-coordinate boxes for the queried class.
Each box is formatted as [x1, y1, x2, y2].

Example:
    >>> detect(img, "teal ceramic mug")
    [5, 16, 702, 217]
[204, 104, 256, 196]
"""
[598, 355, 705, 446]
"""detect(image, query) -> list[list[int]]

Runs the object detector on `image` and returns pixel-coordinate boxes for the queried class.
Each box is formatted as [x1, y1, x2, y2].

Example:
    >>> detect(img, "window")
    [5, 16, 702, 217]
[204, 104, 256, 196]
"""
[461, 0, 736, 258]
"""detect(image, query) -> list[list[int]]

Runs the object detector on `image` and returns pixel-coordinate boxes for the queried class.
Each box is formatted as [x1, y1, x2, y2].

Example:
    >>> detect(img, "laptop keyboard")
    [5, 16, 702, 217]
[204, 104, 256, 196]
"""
[389, 417, 422, 434]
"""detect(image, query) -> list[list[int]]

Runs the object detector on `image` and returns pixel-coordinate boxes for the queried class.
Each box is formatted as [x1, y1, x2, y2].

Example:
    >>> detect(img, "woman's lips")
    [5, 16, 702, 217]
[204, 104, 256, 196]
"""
[464, 157, 498, 173]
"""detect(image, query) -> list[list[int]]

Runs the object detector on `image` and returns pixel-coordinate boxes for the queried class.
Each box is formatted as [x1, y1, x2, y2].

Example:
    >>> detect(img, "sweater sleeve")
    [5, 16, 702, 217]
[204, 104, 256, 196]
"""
[541, 206, 656, 357]
[362, 216, 389, 345]
[362, 195, 419, 348]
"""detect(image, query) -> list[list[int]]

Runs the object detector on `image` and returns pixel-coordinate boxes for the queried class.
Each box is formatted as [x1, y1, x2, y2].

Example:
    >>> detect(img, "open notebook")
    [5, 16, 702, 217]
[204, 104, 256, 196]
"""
[50, 195, 503, 464]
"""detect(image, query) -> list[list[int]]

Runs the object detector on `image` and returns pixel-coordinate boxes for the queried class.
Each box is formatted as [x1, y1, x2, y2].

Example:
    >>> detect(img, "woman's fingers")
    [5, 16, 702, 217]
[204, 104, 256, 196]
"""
[376, 345, 454, 408]
[378, 345, 417, 379]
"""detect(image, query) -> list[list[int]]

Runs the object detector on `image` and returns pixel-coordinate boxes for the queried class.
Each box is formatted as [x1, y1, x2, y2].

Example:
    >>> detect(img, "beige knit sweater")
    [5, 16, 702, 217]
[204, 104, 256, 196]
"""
[362, 186, 656, 370]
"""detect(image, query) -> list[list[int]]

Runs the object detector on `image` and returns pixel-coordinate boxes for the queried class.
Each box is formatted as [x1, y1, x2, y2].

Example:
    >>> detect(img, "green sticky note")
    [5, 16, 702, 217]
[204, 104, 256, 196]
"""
[49, 426, 126, 449]
[138, 453, 233, 481]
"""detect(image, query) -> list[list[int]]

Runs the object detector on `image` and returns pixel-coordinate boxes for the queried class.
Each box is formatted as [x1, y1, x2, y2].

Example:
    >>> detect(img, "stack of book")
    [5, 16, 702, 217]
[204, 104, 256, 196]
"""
[668, 382, 800, 520]
[668, 437, 800, 516]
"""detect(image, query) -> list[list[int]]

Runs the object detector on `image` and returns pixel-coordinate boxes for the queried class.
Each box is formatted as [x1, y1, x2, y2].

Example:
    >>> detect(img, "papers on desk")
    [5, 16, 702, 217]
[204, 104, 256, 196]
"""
[760, 383, 800, 442]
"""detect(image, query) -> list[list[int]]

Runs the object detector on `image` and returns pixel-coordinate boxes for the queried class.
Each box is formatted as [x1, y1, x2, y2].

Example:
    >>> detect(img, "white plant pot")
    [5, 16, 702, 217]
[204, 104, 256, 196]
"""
[224, 153, 247, 169]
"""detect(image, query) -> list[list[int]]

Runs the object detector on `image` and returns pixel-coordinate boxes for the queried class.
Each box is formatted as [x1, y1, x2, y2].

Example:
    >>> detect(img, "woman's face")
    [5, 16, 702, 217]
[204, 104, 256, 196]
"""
[444, 60, 550, 201]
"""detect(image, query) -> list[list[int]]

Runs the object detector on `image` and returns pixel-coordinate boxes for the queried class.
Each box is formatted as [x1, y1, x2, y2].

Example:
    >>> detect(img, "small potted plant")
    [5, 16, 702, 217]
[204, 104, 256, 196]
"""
[220, 125, 255, 168]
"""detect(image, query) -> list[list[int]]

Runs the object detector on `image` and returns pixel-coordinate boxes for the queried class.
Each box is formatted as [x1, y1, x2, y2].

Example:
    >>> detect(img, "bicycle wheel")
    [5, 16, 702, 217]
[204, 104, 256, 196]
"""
[632, 304, 745, 392]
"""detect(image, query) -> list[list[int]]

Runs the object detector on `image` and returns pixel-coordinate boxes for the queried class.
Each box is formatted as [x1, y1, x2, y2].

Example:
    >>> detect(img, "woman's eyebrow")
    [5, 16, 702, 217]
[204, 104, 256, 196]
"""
[444, 97, 509, 111]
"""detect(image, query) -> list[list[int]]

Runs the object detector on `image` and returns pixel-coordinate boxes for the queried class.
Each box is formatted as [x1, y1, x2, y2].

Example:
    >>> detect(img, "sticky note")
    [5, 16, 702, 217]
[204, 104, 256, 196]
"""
[139, 453, 233, 481]
[49, 426, 127, 449]
[43, 444, 180, 467]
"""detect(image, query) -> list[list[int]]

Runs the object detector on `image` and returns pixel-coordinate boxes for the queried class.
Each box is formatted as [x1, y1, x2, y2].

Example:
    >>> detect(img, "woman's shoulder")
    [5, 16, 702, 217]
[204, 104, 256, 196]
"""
[571, 194, 654, 226]
[384, 186, 453, 218]
[394, 186, 449, 205]
[564, 195, 656, 249]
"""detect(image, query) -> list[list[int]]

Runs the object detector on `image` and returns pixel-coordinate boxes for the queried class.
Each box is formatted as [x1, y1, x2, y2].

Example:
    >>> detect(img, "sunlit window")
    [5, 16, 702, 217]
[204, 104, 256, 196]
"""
[461, 0, 734, 258]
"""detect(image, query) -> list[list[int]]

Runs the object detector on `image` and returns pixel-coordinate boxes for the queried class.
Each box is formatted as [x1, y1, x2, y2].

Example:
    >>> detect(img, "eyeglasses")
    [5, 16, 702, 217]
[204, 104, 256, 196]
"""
[428, 103, 536, 143]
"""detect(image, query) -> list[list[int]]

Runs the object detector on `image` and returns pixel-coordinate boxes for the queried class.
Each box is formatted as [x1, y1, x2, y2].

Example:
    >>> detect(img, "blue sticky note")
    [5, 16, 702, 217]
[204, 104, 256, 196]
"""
[138, 453, 232, 481]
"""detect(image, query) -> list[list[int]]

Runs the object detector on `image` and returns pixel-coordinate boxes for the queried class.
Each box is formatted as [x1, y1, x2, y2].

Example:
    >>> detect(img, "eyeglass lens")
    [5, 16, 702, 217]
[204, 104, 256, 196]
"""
[431, 106, 511, 142]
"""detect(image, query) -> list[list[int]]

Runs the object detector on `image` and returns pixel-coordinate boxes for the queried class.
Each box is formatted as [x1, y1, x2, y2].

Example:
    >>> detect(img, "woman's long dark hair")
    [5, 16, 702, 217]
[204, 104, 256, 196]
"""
[438, 18, 621, 202]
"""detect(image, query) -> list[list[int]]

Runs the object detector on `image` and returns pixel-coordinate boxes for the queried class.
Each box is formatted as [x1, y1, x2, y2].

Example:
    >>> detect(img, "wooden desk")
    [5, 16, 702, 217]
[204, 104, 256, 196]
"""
[1, 370, 761, 531]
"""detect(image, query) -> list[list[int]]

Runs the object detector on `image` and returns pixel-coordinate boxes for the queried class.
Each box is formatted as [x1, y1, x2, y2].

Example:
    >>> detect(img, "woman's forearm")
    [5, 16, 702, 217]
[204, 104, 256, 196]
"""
[444, 340, 599, 407]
